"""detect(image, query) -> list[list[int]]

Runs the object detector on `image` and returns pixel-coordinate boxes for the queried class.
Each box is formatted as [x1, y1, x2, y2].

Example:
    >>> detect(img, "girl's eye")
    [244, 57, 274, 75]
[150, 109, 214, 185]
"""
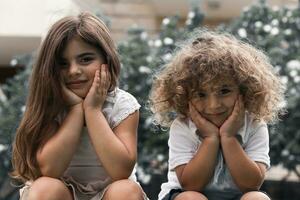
[58, 60, 69, 69]
[79, 57, 93, 64]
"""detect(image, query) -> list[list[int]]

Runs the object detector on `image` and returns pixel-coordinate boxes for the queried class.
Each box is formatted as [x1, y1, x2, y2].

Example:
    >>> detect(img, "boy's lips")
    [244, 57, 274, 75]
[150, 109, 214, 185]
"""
[204, 111, 227, 117]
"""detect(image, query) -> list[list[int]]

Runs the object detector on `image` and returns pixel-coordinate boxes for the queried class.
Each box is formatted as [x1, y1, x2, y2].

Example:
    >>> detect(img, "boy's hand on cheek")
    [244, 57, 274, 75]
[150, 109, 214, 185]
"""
[220, 95, 245, 138]
[84, 64, 110, 110]
[189, 102, 219, 140]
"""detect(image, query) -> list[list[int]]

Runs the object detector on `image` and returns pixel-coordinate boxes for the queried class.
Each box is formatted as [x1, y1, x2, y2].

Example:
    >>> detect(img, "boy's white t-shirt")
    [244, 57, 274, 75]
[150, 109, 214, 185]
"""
[158, 113, 270, 200]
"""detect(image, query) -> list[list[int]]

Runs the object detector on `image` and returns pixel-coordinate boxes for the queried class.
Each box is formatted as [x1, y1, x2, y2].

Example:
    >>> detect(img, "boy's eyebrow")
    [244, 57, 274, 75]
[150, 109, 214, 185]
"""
[212, 84, 236, 90]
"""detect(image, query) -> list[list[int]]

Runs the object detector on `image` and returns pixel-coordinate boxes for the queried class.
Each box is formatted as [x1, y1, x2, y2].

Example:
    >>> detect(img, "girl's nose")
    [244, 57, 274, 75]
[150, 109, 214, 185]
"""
[68, 63, 81, 76]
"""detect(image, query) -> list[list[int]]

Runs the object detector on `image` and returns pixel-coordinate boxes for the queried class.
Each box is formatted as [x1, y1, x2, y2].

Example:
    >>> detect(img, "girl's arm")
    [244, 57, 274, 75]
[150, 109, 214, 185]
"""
[84, 65, 138, 180]
[220, 96, 266, 192]
[37, 103, 84, 178]
[37, 80, 84, 178]
[85, 108, 139, 181]
[175, 102, 220, 191]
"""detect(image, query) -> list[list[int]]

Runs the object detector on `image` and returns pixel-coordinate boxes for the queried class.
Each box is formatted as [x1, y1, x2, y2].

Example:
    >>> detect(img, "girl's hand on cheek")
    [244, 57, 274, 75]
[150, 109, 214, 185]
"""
[61, 80, 83, 107]
[84, 64, 110, 110]
[220, 95, 245, 138]
[189, 102, 219, 140]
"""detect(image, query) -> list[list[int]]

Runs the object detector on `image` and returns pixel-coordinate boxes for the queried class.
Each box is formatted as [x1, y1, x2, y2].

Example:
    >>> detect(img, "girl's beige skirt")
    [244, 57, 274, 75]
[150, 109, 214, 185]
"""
[19, 180, 148, 200]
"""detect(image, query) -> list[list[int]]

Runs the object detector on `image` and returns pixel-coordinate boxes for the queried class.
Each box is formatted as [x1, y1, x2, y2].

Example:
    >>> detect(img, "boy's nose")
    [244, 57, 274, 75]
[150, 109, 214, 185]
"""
[207, 96, 221, 110]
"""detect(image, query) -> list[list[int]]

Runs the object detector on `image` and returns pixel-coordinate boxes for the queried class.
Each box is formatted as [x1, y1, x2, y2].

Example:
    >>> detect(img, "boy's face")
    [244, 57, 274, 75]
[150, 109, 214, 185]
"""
[190, 77, 240, 127]
[59, 36, 106, 98]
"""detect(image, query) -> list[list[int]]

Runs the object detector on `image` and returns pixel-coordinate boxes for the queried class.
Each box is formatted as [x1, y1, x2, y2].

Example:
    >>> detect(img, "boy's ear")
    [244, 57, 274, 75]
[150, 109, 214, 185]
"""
[239, 85, 247, 95]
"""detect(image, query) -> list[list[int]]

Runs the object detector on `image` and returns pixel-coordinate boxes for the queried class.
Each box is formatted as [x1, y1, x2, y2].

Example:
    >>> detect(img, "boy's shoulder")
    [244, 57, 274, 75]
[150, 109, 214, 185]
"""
[244, 113, 267, 131]
[170, 117, 199, 139]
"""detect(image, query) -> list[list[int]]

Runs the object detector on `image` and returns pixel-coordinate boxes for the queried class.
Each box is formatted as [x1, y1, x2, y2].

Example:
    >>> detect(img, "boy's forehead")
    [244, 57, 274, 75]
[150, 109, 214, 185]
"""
[199, 76, 237, 90]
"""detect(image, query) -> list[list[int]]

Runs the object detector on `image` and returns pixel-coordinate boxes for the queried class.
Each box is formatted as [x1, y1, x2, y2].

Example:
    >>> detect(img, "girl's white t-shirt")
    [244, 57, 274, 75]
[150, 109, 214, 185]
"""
[158, 113, 270, 200]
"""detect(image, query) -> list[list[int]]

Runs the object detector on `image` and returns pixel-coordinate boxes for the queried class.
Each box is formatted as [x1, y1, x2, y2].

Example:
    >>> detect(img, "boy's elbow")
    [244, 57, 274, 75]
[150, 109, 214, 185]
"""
[180, 179, 207, 192]
[238, 179, 264, 193]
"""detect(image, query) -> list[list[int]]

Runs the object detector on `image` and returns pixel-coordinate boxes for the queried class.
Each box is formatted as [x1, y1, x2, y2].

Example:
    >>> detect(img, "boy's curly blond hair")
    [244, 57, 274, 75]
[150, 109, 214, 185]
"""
[149, 30, 286, 127]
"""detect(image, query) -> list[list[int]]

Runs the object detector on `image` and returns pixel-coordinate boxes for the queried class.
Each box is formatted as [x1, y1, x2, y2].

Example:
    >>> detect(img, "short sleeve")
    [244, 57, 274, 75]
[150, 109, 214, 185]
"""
[110, 90, 140, 129]
[169, 118, 199, 170]
[244, 122, 270, 169]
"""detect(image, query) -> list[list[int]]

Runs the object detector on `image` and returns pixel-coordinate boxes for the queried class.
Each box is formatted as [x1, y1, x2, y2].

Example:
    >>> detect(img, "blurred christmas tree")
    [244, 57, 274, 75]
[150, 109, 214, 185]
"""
[1, 1, 300, 199]
[225, 0, 300, 178]
[118, 6, 204, 197]
[0, 54, 33, 200]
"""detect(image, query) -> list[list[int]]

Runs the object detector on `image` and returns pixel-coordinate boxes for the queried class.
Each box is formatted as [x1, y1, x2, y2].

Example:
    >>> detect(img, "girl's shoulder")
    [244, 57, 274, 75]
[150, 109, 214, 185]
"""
[104, 88, 140, 128]
[106, 87, 139, 105]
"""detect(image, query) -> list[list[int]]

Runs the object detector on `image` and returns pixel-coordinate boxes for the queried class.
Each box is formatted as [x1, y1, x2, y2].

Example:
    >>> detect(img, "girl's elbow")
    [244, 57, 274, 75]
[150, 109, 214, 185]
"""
[39, 165, 61, 178]
[110, 170, 132, 181]
[110, 161, 135, 181]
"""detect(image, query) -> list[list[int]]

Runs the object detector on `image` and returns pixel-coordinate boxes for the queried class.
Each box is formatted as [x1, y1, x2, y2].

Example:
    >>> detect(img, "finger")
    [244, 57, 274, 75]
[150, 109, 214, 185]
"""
[238, 95, 245, 118]
[100, 64, 108, 93]
[104, 64, 111, 89]
[189, 101, 206, 123]
[189, 102, 196, 118]
[91, 69, 100, 93]
[102, 64, 110, 90]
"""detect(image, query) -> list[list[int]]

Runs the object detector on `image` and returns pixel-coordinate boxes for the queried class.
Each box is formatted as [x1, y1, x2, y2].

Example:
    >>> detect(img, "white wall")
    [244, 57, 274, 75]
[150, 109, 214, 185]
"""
[0, 0, 81, 65]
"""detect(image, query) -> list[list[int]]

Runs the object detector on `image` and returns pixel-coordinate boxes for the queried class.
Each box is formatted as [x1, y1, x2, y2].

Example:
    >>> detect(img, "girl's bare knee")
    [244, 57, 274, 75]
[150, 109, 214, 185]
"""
[175, 191, 207, 200]
[103, 179, 144, 200]
[241, 191, 270, 200]
[27, 177, 73, 200]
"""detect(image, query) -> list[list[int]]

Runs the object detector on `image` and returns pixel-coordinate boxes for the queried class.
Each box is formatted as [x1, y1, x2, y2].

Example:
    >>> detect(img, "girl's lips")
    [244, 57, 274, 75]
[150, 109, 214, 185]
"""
[66, 80, 88, 88]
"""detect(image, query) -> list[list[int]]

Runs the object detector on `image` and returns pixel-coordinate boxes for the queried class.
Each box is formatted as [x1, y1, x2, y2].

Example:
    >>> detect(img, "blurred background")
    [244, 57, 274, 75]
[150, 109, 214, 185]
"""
[0, 0, 299, 199]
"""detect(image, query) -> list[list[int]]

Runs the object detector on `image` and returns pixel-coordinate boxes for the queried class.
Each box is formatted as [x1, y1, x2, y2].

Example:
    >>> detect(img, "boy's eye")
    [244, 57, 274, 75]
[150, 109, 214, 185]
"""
[197, 92, 206, 98]
[219, 88, 231, 95]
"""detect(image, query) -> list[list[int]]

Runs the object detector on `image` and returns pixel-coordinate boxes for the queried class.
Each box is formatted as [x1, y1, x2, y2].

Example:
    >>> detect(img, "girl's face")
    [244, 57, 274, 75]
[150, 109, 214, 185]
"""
[59, 36, 106, 98]
[190, 77, 240, 127]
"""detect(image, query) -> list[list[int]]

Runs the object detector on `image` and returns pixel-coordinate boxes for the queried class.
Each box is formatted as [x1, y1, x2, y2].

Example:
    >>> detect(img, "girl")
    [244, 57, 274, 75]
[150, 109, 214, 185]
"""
[150, 30, 285, 200]
[12, 12, 147, 200]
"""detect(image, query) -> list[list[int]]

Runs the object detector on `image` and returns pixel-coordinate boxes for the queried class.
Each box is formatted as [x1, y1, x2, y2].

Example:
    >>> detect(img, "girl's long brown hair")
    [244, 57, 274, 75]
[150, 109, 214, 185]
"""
[11, 12, 121, 182]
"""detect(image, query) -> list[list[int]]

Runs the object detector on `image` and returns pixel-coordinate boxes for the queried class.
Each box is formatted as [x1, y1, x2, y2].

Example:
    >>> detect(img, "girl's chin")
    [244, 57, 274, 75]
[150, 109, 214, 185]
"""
[71, 90, 88, 99]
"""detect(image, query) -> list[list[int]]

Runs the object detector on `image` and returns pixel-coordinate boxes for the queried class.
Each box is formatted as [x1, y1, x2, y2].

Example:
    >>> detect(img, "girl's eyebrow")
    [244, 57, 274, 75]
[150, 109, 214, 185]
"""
[77, 52, 96, 57]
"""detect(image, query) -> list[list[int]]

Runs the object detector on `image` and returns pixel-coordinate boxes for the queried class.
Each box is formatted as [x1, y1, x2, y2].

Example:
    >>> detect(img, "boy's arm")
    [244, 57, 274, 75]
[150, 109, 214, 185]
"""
[175, 102, 220, 191]
[221, 136, 267, 192]
[37, 103, 84, 178]
[175, 136, 219, 191]
[220, 96, 268, 192]
[84, 108, 138, 181]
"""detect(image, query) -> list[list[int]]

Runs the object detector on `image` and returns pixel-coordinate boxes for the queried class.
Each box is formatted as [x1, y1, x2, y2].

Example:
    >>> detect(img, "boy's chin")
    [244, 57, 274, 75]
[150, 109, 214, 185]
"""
[207, 118, 226, 128]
